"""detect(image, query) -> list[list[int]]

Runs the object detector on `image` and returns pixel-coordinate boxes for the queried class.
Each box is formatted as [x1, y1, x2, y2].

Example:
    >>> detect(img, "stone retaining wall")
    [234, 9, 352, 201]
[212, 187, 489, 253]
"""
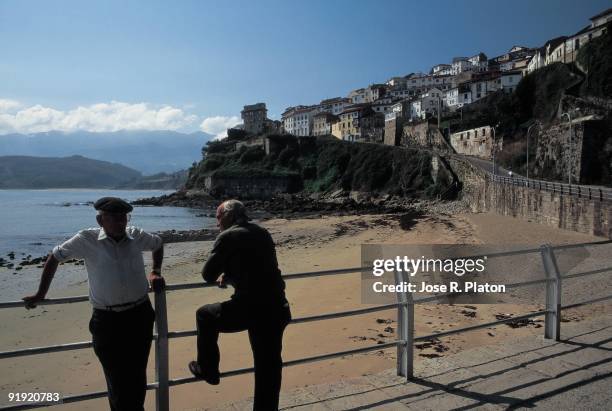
[448, 156, 612, 238]
[205, 175, 300, 199]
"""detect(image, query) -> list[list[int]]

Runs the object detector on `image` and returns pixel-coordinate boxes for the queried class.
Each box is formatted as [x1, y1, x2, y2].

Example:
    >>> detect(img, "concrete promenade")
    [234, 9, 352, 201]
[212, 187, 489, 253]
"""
[213, 313, 611, 410]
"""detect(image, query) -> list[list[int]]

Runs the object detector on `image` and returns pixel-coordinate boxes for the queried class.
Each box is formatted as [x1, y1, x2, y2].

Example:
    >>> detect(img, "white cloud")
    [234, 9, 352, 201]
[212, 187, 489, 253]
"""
[200, 115, 241, 140]
[0, 100, 198, 134]
[0, 99, 22, 112]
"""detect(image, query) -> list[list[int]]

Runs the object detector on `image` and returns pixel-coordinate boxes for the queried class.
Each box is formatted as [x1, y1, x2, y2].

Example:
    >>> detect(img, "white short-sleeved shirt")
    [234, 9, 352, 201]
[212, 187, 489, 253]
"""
[52, 227, 162, 309]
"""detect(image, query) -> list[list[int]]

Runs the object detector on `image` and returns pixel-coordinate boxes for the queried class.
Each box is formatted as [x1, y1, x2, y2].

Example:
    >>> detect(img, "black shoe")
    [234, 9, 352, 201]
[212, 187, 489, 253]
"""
[189, 361, 220, 385]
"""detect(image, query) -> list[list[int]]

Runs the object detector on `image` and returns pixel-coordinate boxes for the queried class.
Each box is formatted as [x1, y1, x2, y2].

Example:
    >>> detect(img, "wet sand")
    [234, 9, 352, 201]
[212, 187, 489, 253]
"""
[0, 210, 610, 410]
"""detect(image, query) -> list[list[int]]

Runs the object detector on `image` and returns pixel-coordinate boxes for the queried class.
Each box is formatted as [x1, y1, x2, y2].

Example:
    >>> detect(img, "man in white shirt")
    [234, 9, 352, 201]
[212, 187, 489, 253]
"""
[23, 197, 165, 411]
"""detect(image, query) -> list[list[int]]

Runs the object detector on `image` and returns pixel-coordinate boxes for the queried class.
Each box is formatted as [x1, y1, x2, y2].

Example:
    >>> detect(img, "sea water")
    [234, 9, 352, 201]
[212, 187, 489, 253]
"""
[0, 189, 214, 301]
[0, 189, 213, 257]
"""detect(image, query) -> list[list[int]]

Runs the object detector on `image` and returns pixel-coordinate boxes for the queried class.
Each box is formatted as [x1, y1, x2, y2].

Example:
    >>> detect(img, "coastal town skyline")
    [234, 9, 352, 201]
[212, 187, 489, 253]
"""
[1, 0, 610, 138]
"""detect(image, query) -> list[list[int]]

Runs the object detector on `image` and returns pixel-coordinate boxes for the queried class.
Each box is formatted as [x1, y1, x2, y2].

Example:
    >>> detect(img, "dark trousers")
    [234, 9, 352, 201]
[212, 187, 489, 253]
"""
[89, 299, 155, 411]
[196, 299, 291, 411]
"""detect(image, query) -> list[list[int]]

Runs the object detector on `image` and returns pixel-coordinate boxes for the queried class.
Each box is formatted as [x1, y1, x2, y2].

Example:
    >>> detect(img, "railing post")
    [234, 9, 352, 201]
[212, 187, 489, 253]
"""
[394, 269, 413, 380]
[540, 245, 562, 341]
[154, 289, 170, 411]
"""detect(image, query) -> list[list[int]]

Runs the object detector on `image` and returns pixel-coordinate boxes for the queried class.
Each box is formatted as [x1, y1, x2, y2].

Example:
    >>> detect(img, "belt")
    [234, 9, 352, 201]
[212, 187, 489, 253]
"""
[94, 295, 149, 312]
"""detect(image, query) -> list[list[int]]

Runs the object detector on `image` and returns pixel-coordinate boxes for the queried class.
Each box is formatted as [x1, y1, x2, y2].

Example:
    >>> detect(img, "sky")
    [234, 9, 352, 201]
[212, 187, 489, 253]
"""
[1, 0, 610, 137]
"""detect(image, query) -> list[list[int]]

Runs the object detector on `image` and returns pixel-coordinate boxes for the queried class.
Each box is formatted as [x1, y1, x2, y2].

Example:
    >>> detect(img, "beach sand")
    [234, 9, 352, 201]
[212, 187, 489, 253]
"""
[0, 210, 610, 410]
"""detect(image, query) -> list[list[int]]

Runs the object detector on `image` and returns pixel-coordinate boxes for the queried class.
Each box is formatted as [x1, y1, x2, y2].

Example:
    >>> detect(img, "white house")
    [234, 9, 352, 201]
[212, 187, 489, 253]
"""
[451, 57, 471, 75]
[410, 100, 423, 119]
[405, 73, 455, 91]
[386, 98, 413, 121]
[444, 84, 472, 109]
[348, 88, 366, 104]
[364, 84, 387, 102]
[386, 76, 410, 88]
[432, 63, 452, 76]
[423, 89, 444, 116]
[409, 89, 445, 119]
[493, 46, 534, 65]
[527, 48, 545, 74]
[444, 87, 459, 109]
[348, 85, 387, 104]
[389, 88, 414, 99]
[371, 96, 396, 114]
[466, 78, 500, 102]
[501, 71, 522, 93]
[468, 53, 488, 72]
[282, 105, 318, 136]
[319, 97, 351, 116]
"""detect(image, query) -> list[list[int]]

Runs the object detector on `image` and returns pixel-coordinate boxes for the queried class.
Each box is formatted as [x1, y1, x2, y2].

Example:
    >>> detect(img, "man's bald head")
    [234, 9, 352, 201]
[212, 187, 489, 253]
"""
[215, 199, 249, 231]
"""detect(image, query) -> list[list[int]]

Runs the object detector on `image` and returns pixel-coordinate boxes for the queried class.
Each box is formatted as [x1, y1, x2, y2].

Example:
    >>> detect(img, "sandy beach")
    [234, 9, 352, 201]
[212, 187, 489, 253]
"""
[0, 208, 610, 410]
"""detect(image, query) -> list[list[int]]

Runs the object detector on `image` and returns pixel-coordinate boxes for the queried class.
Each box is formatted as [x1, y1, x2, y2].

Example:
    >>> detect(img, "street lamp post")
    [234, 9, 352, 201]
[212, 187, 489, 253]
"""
[526, 121, 542, 181]
[561, 112, 572, 185]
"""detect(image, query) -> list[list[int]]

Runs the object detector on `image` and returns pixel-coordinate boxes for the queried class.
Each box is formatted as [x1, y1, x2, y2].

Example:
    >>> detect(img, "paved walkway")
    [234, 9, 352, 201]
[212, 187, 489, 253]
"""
[212, 313, 611, 410]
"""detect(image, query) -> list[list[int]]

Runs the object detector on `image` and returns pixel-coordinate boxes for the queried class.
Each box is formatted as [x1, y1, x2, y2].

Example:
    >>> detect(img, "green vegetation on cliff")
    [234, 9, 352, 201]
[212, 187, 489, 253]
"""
[186, 135, 454, 199]
[455, 63, 580, 136]
[577, 22, 612, 98]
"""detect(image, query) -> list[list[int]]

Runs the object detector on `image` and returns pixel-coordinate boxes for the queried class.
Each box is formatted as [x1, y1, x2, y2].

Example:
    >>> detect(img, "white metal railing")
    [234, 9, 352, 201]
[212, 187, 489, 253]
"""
[0, 240, 611, 410]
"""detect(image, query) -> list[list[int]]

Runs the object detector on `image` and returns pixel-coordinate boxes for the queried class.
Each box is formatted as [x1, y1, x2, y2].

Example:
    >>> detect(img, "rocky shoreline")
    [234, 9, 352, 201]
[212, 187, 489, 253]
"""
[156, 228, 217, 243]
[133, 189, 472, 222]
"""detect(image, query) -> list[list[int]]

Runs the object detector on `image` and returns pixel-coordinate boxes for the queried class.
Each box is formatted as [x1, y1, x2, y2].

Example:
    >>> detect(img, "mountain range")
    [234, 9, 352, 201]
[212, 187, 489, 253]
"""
[0, 155, 141, 188]
[0, 130, 213, 174]
[0, 155, 190, 189]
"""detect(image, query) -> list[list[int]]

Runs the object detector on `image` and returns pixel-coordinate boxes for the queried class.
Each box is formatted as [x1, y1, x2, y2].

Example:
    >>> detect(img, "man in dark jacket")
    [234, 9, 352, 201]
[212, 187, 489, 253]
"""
[189, 199, 291, 411]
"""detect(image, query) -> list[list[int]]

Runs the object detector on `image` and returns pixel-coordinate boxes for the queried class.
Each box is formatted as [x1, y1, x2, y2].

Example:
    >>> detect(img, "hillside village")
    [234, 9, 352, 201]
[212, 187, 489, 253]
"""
[226, 8, 611, 179]
[179, 6, 612, 218]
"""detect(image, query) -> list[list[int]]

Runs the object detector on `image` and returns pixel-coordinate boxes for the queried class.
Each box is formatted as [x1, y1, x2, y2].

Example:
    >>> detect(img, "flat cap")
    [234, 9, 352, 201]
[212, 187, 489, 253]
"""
[94, 197, 133, 213]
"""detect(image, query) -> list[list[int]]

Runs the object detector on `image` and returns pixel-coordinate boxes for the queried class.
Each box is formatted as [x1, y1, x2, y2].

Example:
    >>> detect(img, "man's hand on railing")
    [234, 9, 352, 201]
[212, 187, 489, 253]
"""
[22, 293, 45, 310]
[149, 273, 166, 293]
[216, 274, 227, 289]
